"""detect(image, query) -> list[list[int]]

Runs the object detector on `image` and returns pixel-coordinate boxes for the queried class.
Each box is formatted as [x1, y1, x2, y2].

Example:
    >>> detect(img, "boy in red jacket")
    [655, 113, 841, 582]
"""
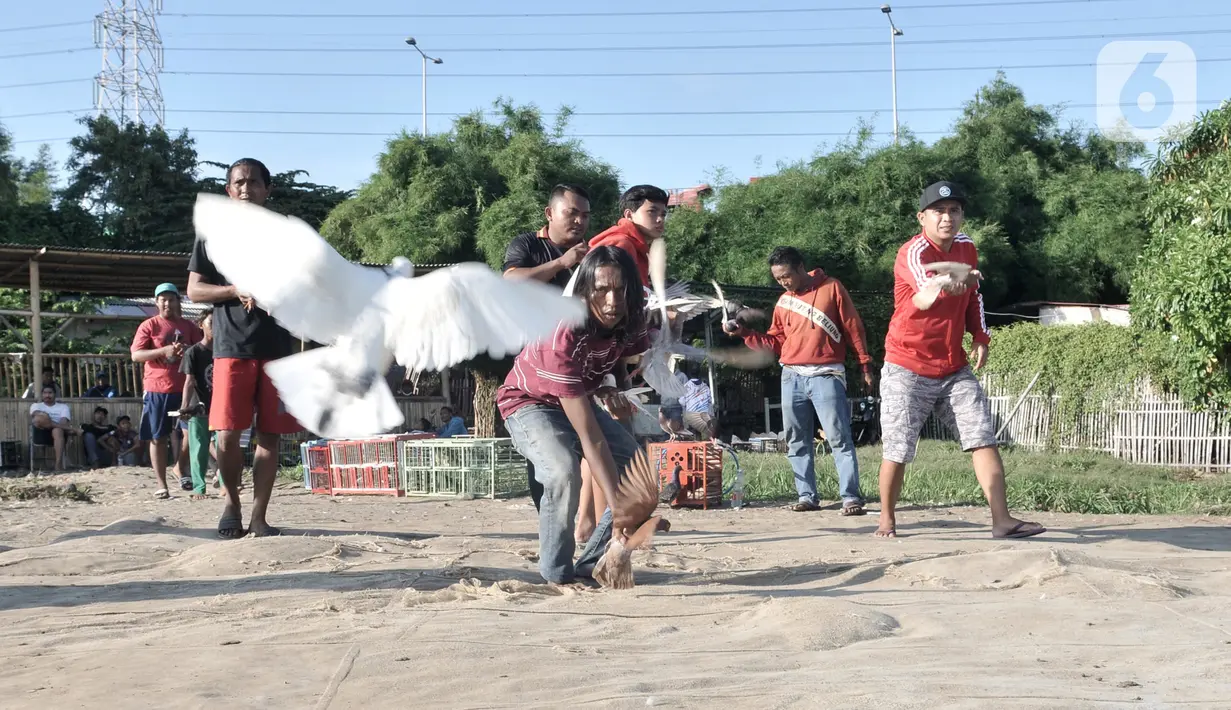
[725, 247, 874, 515]
[877, 181, 1044, 540]
[589, 184, 669, 288]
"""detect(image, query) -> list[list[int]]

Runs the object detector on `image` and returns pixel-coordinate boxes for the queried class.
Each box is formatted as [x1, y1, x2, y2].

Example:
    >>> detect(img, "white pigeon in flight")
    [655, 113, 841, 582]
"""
[192, 193, 587, 438]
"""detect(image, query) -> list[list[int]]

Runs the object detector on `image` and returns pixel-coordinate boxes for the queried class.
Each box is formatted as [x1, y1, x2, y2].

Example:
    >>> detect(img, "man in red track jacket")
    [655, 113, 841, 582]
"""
[725, 247, 874, 515]
[876, 181, 1044, 540]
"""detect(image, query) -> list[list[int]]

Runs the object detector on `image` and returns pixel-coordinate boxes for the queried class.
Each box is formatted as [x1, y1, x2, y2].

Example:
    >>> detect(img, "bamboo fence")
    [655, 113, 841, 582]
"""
[921, 377, 1231, 471]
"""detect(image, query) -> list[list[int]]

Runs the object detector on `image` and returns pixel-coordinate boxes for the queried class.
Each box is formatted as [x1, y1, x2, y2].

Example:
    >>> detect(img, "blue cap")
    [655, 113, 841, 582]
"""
[154, 282, 179, 298]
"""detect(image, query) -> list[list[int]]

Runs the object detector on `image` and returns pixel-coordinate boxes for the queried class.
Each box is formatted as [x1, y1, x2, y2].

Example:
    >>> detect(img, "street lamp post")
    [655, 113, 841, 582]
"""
[880, 5, 904, 145]
[405, 37, 443, 137]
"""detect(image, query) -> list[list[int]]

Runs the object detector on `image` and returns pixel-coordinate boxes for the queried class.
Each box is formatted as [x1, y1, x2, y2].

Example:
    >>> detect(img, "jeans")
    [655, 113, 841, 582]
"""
[118, 452, 138, 466]
[781, 369, 862, 506]
[83, 433, 112, 467]
[505, 403, 640, 584]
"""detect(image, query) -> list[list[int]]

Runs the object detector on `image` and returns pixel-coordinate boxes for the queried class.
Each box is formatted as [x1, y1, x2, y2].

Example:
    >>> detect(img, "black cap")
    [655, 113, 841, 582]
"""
[919, 181, 967, 211]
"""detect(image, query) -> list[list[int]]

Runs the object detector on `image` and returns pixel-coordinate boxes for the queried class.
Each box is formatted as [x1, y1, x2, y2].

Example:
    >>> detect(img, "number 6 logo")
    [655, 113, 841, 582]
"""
[1096, 41, 1198, 142]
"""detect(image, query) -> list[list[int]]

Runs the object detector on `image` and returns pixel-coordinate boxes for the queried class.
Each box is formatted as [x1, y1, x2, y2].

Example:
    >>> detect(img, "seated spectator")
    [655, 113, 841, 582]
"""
[85, 373, 119, 398]
[22, 367, 60, 400]
[680, 374, 717, 439]
[436, 406, 468, 438]
[113, 415, 141, 466]
[30, 386, 73, 470]
[81, 406, 119, 468]
[412, 417, 433, 434]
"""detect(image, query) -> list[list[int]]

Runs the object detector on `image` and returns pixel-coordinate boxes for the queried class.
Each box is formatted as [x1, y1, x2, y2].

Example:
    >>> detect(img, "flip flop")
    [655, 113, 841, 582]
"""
[217, 513, 246, 540]
[873, 527, 896, 538]
[179, 476, 193, 491]
[154, 489, 170, 500]
[994, 521, 1047, 539]
[790, 501, 821, 512]
[841, 504, 867, 516]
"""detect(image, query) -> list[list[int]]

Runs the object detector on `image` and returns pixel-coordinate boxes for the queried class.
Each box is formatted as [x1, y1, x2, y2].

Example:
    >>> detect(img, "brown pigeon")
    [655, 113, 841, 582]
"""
[913, 261, 983, 311]
[593, 449, 671, 589]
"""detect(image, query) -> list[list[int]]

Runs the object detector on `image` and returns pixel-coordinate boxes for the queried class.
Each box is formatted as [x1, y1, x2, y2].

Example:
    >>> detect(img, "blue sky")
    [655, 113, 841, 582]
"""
[3, 0, 1229, 194]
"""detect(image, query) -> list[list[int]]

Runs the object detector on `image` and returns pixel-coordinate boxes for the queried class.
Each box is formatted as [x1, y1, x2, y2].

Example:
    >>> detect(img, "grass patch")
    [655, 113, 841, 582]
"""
[276, 466, 303, 483]
[0, 482, 94, 503]
[737, 440, 1231, 516]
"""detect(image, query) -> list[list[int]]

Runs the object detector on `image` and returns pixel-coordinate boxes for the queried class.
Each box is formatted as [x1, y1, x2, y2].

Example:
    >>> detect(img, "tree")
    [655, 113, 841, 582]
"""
[16, 144, 56, 206]
[662, 74, 1149, 309]
[61, 116, 201, 251]
[197, 163, 352, 231]
[322, 100, 622, 436]
[0, 124, 102, 248]
[1132, 101, 1231, 408]
[322, 100, 620, 267]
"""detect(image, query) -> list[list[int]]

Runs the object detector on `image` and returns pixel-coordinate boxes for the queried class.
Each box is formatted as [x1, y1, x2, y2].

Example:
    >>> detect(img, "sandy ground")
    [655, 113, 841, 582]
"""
[0, 466, 1228, 710]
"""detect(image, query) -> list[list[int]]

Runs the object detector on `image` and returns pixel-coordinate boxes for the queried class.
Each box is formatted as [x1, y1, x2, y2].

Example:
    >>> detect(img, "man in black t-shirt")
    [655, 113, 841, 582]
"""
[81, 406, 118, 468]
[502, 183, 593, 511]
[503, 183, 592, 290]
[187, 157, 301, 539]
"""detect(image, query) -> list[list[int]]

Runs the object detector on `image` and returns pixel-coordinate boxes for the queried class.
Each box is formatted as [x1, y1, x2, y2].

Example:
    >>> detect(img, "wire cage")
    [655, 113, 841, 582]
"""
[648, 441, 724, 509]
[400, 438, 529, 499]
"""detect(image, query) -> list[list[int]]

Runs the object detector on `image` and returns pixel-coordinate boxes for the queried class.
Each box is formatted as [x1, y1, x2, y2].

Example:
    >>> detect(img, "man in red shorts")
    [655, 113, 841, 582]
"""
[187, 158, 300, 539]
[876, 181, 1045, 540]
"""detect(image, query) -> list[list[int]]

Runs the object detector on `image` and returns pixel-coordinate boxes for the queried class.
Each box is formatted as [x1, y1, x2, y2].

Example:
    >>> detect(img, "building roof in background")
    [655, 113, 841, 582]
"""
[0, 243, 449, 298]
[666, 184, 713, 209]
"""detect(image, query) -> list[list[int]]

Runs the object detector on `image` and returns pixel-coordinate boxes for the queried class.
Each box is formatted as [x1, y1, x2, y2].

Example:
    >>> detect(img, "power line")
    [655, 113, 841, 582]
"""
[163, 55, 1231, 80]
[9, 128, 938, 145]
[0, 20, 92, 33]
[184, 128, 949, 138]
[0, 77, 94, 90]
[0, 109, 96, 120]
[157, 28, 1231, 54]
[156, 12, 1231, 39]
[6, 99, 1223, 122]
[0, 47, 95, 60]
[163, 0, 1132, 20]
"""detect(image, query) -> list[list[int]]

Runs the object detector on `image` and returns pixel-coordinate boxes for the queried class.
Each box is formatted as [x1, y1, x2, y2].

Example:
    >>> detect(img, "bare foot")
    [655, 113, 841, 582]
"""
[992, 519, 1046, 539]
[190, 494, 209, 501]
[874, 513, 896, 538]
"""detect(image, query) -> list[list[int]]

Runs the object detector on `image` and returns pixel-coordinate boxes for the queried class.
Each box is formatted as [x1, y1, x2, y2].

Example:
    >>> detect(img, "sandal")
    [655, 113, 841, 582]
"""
[993, 521, 1046, 539]
[841, 504, 867, 516]
[217, 512, 246, 540]
[790, 501, 820, 512]
[248, 524, 281, 538]
[154, 489, 170, 500]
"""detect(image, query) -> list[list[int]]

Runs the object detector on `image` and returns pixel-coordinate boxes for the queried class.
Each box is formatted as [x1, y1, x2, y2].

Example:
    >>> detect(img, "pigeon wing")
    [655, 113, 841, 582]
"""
[379, 263, 587, 373]
[192, 193, 390, 345]
[612, 448, 661, 534]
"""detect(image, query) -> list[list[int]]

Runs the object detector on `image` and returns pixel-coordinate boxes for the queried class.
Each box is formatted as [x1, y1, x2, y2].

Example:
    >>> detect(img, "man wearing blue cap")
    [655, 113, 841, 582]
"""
[130, 282, 202, 499]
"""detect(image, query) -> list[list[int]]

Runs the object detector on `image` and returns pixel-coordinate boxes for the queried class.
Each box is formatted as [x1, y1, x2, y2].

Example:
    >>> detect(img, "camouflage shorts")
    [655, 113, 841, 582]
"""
[880, 362, 996, 464]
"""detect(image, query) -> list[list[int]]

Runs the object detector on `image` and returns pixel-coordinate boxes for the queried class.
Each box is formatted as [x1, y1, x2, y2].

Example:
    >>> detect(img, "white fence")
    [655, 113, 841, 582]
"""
[922, 379, 1231, 471]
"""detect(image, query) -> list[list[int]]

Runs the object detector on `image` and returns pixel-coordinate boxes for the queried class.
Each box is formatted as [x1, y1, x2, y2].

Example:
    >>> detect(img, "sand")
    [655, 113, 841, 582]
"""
[1, 466, 1228, 710]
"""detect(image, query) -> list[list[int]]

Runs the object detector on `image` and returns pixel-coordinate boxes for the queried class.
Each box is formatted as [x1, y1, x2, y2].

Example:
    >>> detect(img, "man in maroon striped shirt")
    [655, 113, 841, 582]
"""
[497, 246, 650, 584]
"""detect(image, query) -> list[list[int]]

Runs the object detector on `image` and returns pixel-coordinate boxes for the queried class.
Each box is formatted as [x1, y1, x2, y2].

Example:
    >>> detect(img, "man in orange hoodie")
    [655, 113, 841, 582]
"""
[725, 247, 874, 515]
[589, 184, 669, 288]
